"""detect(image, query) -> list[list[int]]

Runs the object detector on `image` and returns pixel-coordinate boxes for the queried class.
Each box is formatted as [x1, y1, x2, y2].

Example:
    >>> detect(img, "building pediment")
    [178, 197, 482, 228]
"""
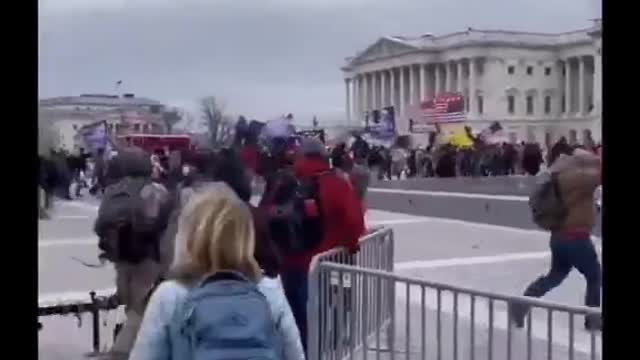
[349, 37, 418, 66]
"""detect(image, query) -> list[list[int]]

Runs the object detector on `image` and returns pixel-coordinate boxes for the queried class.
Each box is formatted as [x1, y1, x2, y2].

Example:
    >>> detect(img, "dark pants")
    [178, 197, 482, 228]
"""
[281, 269, 309, 352]
[524, 235, 601, 307]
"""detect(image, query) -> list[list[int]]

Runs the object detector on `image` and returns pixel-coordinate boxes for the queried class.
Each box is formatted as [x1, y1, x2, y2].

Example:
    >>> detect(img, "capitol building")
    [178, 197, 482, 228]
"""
[342, 19, 602, 145]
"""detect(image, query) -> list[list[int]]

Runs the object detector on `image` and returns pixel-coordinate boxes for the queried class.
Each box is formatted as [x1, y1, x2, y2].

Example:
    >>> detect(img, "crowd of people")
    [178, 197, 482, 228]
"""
[38, 123, 602, 358]
[49, 131, 366, 359]
[347, 133, 602, 181]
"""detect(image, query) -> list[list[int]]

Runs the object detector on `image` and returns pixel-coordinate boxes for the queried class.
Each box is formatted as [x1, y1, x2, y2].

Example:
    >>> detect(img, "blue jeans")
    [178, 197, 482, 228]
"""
[524, 234, 601, 307]
[281, 269, 309, 352]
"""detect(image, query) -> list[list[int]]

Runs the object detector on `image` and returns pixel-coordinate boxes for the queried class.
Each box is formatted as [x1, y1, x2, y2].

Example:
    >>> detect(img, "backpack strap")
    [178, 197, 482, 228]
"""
[198, 270, 252, 287]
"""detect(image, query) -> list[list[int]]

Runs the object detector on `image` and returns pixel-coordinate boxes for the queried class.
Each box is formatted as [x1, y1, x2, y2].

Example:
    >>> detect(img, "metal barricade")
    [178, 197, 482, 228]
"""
[312, 263, 602, 360]
[308, 227, 395, 360]
[38, 289, 120, 355]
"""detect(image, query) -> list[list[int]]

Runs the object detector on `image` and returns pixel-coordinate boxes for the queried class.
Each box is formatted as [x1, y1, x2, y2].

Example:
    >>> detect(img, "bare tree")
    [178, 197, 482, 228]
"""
[200, 96, 226, 147]
[162, 110, 181, 134]
[218, 115, 237, 147]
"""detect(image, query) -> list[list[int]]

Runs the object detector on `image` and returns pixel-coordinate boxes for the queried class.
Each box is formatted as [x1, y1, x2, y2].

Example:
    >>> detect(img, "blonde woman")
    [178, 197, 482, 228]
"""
[129, 182, 305, 360]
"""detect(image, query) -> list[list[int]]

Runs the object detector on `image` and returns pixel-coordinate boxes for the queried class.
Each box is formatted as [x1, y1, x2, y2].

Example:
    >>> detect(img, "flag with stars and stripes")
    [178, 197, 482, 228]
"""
[407, 93, 466, 134]
[428, 93, 466, 123]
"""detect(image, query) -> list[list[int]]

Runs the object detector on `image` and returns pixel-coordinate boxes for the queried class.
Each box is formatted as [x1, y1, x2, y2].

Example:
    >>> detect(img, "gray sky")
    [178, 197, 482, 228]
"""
[39, 0, 601, 125]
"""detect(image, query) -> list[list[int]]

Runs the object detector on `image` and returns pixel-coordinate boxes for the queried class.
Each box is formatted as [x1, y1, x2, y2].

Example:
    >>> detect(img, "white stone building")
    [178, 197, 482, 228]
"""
[39, 94, 167, 152]
[342, 20, 602, 145]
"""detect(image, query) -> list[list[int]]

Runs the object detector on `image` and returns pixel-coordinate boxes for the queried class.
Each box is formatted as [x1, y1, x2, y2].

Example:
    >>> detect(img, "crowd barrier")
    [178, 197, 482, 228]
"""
[307, 226, 395, 360]
[38, 289, 119, 355]
[310, 262, 602, 360]
[38, 226, 394, 356]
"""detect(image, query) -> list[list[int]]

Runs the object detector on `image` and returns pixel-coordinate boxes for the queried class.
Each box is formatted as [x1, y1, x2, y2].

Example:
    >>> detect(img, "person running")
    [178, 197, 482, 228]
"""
[512, 148, 602, 330]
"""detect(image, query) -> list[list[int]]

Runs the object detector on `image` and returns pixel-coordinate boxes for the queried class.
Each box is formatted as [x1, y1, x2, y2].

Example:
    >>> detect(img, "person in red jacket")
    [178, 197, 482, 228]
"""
[279, 137, 365, 351]
[239, 135, 259, 178]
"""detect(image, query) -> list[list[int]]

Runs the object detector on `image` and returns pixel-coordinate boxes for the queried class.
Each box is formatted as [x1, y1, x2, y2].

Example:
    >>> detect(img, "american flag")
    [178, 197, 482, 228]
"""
[407, 93, 466, 134]
[430, 94, 466, 123]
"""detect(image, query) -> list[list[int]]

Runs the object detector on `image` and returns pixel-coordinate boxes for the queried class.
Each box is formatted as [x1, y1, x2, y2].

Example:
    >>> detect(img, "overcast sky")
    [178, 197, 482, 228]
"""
[39, 0, 601, 125]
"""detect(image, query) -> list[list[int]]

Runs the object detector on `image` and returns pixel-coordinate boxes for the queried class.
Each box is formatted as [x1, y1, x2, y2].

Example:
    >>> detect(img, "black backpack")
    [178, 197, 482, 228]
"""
[264, 169, 330, 256]
[94, 177, 172, 264]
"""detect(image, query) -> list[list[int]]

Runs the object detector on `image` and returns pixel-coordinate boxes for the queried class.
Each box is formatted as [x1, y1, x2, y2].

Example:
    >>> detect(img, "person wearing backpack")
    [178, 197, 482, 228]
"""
[129, 183, 304, 360]
[262, 137, 365, 351]
[512, 148, 602, 330]
[93, 147, 176, 359]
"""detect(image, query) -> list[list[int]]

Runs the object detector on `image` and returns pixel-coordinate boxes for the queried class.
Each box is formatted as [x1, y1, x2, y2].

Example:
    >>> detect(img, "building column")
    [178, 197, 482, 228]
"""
[372, 71, 379, 110]
[351, 76, 358, 122]
[389, 69, 396, 110]
[469, 58, 476, 117]
[351, 76, 357, 122]
[399, 67, 406, 117]
[456, 61, 463, 92]
[419, 64, 426, 102]
[434, 64, 441, 96]
[564, 59, 571, 115]
[345, 78, 351, 123]
[381, 70, 387, 107]
[409, 65, 416, 105]
[578, 56, 585, 116]
[445, 62, 451, 92]
[362, 73, 369, 113]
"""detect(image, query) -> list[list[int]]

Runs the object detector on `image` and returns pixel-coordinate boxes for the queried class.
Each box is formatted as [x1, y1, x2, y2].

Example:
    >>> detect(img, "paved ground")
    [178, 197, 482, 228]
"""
[39, 185, 602, 359]
[364, 210, 602, 359]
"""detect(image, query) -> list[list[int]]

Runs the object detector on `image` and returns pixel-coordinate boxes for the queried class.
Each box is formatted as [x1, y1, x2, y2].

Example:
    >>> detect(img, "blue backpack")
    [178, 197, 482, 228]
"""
[177, 271, 282, 360]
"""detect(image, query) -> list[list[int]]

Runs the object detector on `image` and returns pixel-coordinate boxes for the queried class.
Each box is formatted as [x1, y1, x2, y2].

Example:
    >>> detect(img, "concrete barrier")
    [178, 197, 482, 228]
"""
[370, 176, 538, 196]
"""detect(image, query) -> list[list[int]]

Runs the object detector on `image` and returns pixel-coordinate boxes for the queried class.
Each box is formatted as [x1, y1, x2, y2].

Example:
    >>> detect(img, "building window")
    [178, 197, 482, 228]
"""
[509, 132, 518, 144]
[582, 129, 593, 145]
[562, 67, 566, 76]
[507, 66, 515, 75]
[526, 96, 534, 115]
[545, 132, 552, 148]
[561, 95, 566, 113]
[544, 67, 551, 76]
[477, 96, 484, 115]
[507, 95, 515, 114]
[569, 129, 578, 145]
[72, 124, 78, 130]
[544, 96, 551, 114]
[133, 124, 140, 132]
[526, 66, 533, 75]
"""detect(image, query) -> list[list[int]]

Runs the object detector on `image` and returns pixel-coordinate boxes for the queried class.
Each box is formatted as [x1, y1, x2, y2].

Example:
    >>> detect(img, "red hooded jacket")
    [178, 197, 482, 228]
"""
[283, 156, 365, 271]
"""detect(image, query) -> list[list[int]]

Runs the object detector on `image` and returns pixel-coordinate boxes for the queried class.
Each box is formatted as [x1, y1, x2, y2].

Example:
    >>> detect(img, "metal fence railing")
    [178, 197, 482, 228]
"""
[38, 289, 119, 355]
[311, 262, 602, 360]
[307, 227, 395, 360]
